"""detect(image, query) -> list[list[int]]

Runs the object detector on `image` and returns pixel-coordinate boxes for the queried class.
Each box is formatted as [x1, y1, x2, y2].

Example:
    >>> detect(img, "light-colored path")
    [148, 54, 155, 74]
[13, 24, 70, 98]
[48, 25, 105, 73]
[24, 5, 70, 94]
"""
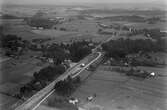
[15, 52, 102, 110]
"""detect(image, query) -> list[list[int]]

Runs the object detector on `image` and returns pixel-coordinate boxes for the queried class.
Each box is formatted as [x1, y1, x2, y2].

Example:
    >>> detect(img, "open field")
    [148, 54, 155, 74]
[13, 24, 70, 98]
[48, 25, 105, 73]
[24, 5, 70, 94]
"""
[1, 4, 167, 110]
[45, 33, 111, 44]
[0, 93, 18, 110]
[0, 57, 48, 89]
[123, 22, 167, 30]
[31, 17, 112, 43]
[0, 50, 49, 110]
[2, 20, 50, 41]
[98, 19, 167, 30]
[2, 6, 166, 43]
[56, 19, 99, 34]
[2, 5, 81, 18]
[81, 9, 167, 18]
[72, 65, 167, 110]
[2, 18, 110, 43]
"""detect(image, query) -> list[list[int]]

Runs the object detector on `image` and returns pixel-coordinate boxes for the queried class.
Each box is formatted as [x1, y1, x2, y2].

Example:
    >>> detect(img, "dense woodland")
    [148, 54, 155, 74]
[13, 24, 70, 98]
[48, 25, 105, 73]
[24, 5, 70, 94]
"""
[0, 34, 29, 56]
[43, 40, 93, 63]
[19, 64, 66, 98]
[102, 38, 166, 59]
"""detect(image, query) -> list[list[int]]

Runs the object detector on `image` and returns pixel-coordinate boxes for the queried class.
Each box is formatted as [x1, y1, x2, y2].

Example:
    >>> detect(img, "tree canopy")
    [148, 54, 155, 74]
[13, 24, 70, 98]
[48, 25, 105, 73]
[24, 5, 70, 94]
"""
[102, 38, 166, 59]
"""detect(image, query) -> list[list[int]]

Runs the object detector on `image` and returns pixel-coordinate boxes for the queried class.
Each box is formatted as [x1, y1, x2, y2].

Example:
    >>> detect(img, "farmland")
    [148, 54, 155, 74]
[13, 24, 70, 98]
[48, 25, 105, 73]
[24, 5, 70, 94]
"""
[72, 65, 167, 110]
[0, 3, 167, 110]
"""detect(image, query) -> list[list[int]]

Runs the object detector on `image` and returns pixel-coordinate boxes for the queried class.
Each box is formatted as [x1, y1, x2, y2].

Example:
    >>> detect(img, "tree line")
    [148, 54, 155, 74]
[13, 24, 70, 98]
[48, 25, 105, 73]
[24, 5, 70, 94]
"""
[55, 76, 81, 96]
[102, 38, 166, 60]
[0, 34, 30, 57]
[43, 40, 93, 63]
[19, 64, 66, 98]
[17, 40, 93, 98]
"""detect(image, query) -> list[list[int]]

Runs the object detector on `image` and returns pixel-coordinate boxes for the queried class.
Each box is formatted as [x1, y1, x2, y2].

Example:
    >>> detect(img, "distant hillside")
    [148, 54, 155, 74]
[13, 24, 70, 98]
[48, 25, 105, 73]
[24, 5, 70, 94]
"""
[80, 9, 167, 16]
[0, 14, 21, 19]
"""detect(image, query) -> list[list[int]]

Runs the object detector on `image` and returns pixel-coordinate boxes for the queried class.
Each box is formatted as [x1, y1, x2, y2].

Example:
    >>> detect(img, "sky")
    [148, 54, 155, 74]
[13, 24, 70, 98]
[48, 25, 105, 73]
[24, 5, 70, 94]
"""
[1, 0, 165, 5]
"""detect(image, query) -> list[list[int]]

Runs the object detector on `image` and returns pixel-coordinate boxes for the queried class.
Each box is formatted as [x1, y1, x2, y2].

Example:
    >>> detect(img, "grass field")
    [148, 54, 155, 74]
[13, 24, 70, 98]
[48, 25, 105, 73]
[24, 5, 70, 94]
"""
[123, 22, 167, 30]
[98, 19, 167, 30]
[3, 23, 50, 40]
[2, 18, 111, 43]
[72, 65, 167, 110]
[0, 93, 18, 110]
[0, 50, 49, 109]
[1, 5, 167, 110]
[31, 18, 109, 43]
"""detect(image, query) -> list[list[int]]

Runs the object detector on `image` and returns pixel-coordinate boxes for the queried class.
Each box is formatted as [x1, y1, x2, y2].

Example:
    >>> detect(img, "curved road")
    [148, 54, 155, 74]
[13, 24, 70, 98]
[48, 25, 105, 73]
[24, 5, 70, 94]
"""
[15, 34, 116, 110]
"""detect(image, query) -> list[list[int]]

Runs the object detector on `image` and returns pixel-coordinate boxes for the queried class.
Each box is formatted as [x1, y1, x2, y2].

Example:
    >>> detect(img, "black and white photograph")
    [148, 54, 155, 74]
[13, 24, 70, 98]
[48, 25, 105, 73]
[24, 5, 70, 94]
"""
[0, 0, 167, 110]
